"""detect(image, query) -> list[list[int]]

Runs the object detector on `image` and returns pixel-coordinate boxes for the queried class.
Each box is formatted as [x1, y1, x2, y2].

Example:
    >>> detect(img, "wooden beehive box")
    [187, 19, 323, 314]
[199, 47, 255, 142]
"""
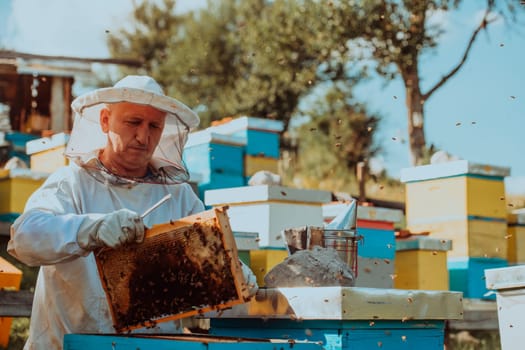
[95, 206, 250, 333]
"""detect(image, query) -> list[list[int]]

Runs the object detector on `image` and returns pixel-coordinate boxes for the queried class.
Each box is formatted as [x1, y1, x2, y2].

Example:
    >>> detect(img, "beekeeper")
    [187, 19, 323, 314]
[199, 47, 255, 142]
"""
[8, 75, 257, 350]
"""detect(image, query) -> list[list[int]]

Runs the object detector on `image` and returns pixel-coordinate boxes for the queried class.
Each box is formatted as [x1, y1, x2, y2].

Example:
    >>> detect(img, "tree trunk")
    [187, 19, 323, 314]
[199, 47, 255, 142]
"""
[404, 70, 426, 166]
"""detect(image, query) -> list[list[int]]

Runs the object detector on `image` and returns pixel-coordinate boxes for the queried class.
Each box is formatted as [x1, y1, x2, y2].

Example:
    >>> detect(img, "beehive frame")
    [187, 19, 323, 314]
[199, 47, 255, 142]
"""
[95, 206, 249, 333]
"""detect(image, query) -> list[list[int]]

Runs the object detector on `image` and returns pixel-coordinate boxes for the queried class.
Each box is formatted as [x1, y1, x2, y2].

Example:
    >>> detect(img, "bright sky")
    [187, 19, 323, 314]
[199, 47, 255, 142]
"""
[0, 0, 524, 191]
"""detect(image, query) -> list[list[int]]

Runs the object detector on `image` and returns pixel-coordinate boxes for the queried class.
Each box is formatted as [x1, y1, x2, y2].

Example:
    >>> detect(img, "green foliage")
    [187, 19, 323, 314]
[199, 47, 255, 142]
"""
[105, 0, 365, 129]
[4, 318, 30, 350]
[448, 330, 501, 350]
[107, 0, 183, 79]
[295, 86, 380, 179]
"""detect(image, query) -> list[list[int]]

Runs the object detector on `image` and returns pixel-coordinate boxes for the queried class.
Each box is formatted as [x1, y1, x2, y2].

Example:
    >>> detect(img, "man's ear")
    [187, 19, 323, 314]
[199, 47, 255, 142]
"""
[100, 107, 110, 133]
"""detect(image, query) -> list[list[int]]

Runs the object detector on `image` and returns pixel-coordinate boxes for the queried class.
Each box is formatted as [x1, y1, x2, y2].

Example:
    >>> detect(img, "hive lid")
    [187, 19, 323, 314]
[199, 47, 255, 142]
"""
[185, 129, 245, 148]
[509, 209, 525, 225]
[400, 160, 510, 183]
[211, 116, 284, 134]
[485, 265, 525, 290]
[9, 168, 49, 180]
[396, 237, 452, 252]
[206, 286, 464, 320]
[233, 231, 260, 250]
[323, 203, 404, 223]
[26, 132, 69, 155]
[95, 207, 250, 333]
[205, 185, 332, 206]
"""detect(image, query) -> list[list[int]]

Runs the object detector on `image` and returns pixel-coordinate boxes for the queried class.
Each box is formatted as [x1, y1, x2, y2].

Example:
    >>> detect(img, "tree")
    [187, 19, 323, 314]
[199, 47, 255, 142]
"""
[353, 0, 522, 165]
[106, 0, 363, 129]
[290, 85, 381, 192]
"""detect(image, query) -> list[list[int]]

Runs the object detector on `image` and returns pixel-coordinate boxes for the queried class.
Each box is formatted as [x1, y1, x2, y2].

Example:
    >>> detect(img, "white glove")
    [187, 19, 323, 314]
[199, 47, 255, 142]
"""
[240, 260, 258, 298]
[77, 209, 145, 250]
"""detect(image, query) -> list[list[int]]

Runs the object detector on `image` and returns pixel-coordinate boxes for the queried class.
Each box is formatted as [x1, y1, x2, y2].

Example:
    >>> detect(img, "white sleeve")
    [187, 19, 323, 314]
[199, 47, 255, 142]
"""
[185, 184, 205, 215]
[8, 210, 89, 266]
[7, 170, 89, 266]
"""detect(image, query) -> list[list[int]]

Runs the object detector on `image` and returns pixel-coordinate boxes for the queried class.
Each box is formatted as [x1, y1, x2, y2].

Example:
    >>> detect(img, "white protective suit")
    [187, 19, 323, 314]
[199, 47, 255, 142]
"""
[8, 76, 258, 349]
[8, 162, 205, 349]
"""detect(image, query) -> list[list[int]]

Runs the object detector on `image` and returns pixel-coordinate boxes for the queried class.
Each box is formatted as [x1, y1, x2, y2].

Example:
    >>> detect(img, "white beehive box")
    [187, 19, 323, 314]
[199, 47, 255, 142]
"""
[485, 265, 525, 350]
[205, 185, 332, 248]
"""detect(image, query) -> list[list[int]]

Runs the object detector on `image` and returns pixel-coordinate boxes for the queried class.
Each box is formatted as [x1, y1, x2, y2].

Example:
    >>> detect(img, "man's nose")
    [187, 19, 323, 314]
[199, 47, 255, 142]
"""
[135, 124, 150, 144]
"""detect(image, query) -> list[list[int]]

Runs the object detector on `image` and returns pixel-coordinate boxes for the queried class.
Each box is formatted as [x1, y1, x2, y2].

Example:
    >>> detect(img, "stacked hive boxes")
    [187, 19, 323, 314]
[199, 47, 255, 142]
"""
[183, 131, 246, 199]
[210, 117, 283, 183]
[322, 203, 403, 288]
[25, 132, 69, 173]
[401, 160, 510, 299]
[183, 117, 284, 197]
[205, 185, 332, 286]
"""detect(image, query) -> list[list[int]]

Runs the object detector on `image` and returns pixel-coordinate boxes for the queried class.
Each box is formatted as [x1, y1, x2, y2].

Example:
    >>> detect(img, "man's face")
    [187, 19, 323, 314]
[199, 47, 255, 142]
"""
[100, 102, 167, 177]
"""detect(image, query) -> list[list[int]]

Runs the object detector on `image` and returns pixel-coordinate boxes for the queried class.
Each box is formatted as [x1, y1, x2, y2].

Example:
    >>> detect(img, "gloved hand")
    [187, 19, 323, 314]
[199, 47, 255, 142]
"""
[77, 209, 145, 250]
[240, 260, 259, 298]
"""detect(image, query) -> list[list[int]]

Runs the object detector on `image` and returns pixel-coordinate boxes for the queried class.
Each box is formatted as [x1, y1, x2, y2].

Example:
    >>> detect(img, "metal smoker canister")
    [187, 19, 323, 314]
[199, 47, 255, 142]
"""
[322, 229, 363, 277]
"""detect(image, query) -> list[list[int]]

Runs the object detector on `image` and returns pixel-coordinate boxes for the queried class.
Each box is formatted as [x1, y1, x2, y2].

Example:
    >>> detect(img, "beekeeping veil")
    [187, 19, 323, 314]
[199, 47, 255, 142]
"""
[66, 75, 200, 185]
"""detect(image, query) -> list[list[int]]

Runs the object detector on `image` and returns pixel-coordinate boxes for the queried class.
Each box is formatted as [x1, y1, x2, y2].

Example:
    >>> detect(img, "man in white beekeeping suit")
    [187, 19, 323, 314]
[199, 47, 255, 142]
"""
[8, 75, 257, 350]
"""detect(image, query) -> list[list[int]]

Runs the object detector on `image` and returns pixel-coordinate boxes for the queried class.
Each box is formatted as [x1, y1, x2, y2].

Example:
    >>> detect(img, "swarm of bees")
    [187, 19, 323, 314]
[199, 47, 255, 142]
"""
[96, 213, 241, 333]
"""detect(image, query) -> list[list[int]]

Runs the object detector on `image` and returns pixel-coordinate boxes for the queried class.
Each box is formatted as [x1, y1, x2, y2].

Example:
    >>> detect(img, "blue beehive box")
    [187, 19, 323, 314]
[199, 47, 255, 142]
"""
[63, 334, 323, 350]
[5, 132, 39, 152]
[448, 257, 508, 300]
[212, 318, 446, 350]
[184, 131, 245, 176]
[198, 173, 246, 201]
[184, 130, 247, 201]
[0, 213, 19, 236]
[356, 227, 396, 260]
[211, 117, 284, 159]
[243, 129, 280, 158]
[4, 132, 39, 166]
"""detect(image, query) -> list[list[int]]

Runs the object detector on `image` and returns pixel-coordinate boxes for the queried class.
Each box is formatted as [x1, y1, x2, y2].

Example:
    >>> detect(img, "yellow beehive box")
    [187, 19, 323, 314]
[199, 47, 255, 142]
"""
[407, 218, 507, 259]
[507, 212, 525, 264]
[244, 155, 279, 177]
[394, 237, 452, 290]
[0, 175, 10, 214]
[250, 249, 288, 287]
[29, 146, 68, 173]
[401, 160, 509, 221]
[0, 257, 22, 348]
[5, 169, 48, 213]
[26, 132, 69, 174]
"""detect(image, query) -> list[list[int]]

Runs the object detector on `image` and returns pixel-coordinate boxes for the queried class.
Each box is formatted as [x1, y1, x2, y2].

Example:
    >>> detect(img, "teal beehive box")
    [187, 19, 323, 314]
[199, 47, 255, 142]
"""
[211, 116, 284, 159]
[449, 257, 508, 300]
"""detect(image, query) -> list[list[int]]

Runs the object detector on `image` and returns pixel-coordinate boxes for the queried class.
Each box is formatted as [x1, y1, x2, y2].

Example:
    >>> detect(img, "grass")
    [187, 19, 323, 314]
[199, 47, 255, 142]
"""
[447, 330, 501, 350]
